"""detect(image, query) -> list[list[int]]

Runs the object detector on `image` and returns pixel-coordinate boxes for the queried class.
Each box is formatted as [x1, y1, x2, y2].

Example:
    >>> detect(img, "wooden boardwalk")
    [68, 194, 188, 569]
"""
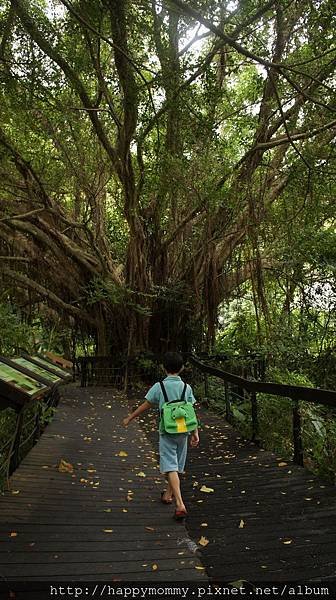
[142, 404, 336, 583]
[0, 386, 206, 583]
[1, 384, 336, 586]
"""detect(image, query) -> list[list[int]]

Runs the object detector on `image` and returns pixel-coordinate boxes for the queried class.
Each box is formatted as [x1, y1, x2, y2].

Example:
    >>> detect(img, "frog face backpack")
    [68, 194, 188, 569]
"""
[159, 381, 198, 434]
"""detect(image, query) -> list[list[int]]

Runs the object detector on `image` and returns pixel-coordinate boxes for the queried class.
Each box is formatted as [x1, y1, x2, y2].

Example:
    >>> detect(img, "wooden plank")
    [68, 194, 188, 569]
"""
[0, 548, 198, 564]
[0, 540, 187, 552]
[1, 385, 336, 583]
[0, 387, 206, 582]
[0, 557, 201, 576]
[141, 401, 336, 582]
[2, 568, 206, 582]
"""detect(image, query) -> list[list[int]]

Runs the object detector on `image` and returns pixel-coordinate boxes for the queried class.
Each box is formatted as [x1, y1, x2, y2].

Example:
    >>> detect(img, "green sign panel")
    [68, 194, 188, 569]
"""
[0, 361, 47, 396]
[32, 356, 68, 377]
[14, 358, 60, 383]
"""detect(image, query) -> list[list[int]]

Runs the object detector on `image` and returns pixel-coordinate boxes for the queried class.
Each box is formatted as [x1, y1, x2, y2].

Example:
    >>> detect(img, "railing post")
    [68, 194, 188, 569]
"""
[292, 400, 304, 466]
[9, 409, 24, 474]
[237, 383, 244, 400]
[251, 391, 259, 444]
[204, 372, 209, 400]
[80, 358, 86, 387]
[224, 381, 231, 422]
[34, 402, 42, 444]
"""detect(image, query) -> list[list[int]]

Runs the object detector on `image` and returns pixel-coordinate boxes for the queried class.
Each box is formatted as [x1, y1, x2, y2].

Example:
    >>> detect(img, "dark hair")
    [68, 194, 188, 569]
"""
[162, 352, 183, 373]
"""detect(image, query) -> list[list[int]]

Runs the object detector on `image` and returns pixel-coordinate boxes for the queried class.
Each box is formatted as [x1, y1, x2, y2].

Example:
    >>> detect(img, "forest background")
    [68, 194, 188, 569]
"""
[0, 0, 335, 395]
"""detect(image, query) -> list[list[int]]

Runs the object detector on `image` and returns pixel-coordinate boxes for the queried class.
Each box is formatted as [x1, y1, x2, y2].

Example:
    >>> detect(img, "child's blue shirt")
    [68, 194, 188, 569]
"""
[145, 375, 196, 412]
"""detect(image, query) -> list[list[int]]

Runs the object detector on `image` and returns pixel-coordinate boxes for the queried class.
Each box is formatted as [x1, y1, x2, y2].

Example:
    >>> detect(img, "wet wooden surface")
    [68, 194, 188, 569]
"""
[1, 384, 336, 586]
[141, 402, 336, 583]
[0, 386, 205, 583]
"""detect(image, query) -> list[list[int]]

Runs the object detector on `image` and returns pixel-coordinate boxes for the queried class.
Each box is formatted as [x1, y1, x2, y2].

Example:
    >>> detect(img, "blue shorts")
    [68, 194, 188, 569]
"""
[159, 433, 188, 474]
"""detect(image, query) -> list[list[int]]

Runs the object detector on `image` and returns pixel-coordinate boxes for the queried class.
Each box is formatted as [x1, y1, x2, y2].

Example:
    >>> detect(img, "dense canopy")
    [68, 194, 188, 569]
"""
[0, 0, 335, 359]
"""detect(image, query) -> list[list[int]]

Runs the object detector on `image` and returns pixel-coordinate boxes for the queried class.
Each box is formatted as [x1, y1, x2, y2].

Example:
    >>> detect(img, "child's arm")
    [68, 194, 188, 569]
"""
[190, 427, 199, 447]
[123, 400, 152, 427]
[187, 383, 199, 446]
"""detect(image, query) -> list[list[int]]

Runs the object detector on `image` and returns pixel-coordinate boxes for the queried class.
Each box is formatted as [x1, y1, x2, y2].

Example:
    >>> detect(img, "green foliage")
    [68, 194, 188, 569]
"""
[0, 303, 35, 355]
[86, 277, 127, 306]
[0, 0, 336, 482]
[302, 404, 336, 482]
[40, 405, 56, 428]
[0, 400, 57, 491]
[194, 368, 336, 482]
[136, 356, 162, 381]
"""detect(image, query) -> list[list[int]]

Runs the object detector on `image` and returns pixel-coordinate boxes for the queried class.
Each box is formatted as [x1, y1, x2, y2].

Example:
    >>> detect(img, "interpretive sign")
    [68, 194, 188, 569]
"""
[13, 357, 61, 384]
[45, 351, 73, 370]
[26, 355, 71, 380]
[0, 358, 48, 409]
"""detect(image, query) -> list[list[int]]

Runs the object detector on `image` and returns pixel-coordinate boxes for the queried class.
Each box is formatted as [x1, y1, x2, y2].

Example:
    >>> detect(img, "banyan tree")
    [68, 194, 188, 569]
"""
[0, 0, 335, 355]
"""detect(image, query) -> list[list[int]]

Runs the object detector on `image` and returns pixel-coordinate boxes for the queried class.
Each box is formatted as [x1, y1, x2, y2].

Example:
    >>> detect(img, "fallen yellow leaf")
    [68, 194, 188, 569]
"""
[282, 539, 293, 544]
[201, 523, 208, 527]
[195, 566, 205, 571]
[239, 519, 245, 528]
[118, 451, 128, 457]
[152, 564, 158, 571]
[103, 529, 113, 533]
[200, 485, 214, 493]
[229, 580, 247, 588]
[136, 472, 146, 477]
[11, 490, 20, 495]
[10, 532, 18, 537]
[198, 536, 209, 547]
[278, 462, 287, 467]
[58, 459, 74, 473]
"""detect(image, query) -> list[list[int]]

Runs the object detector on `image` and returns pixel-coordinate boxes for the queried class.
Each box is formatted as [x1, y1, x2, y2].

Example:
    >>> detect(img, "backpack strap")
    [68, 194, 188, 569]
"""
[160, 381, 187, 403]
[159, 381, 169, 403]
[181, 382, 187, 401]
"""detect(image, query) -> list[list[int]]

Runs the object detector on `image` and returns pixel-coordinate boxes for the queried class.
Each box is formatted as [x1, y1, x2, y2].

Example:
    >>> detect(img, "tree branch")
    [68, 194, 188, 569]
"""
[11, 0, 121, 174]
[0, 266, 97, 325]
[167, 0, 284, 71]
[254, 119, 336, 150]
[0, 126, 53, 208]
[0, 208, 45, 222]
[168, 0, 336, 113]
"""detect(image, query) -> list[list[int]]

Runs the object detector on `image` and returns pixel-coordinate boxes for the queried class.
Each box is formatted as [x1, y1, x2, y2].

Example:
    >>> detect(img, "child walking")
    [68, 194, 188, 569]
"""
[123, 352, 199, 521]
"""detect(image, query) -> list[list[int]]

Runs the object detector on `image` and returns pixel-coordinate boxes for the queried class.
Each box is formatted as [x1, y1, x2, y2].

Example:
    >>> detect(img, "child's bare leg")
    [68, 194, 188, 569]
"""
[162, 475, 173, 501]
[167, 471, 186, 511]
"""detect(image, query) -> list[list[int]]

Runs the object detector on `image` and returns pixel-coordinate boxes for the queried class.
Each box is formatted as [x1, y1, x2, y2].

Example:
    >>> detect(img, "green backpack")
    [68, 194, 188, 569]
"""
[159, 381, 198, 434]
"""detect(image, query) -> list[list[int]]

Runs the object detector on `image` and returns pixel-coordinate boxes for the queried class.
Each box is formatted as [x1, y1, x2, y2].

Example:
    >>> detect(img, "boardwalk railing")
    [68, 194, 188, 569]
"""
[0, 386, 60, 487]
[188, 354, 336, 468]
[77, 352, 336, 475]
[195, 352, 267, 381]
[0, 353, 71, 488]
[78, 356, 126, 387]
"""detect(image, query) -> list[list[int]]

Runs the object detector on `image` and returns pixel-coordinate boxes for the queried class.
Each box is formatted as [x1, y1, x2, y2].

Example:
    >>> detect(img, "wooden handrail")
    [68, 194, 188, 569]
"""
[188, 355, 336, 408]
